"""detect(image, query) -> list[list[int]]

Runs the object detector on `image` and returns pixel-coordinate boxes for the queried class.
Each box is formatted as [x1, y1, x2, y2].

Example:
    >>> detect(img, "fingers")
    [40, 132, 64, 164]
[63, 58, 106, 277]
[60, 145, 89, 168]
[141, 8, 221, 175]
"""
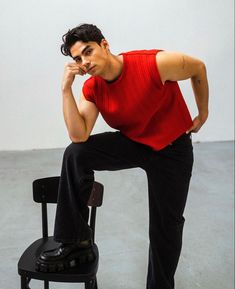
[189, 126, 200, 133]
[65, 62, 87, 76]
[186, 128, 193, 134]
[186, 126, 195, 134]
[186, 116, 202, 134]
[62, 62, 88, 89]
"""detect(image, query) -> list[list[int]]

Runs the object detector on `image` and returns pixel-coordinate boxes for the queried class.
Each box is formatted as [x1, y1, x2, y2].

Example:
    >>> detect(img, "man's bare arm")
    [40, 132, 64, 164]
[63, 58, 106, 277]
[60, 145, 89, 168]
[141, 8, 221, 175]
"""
[156, 51, 209, 133]
[62, 62, 99, 143]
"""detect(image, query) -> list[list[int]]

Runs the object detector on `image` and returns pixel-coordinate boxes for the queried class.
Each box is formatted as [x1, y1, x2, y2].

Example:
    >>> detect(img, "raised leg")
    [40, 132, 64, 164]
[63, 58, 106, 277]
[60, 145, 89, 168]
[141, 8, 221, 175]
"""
[54, 131, 149, 244]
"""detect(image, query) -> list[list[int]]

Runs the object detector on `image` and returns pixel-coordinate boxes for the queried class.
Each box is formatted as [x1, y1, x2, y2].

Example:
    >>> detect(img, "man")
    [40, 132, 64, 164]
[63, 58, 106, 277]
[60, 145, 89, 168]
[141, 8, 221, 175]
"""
[36, 23, 209, 289]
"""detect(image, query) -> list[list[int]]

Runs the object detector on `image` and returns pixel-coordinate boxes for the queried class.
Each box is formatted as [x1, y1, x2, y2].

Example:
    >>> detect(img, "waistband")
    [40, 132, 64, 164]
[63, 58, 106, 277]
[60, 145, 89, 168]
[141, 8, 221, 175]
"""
[170, 132, 192, 145]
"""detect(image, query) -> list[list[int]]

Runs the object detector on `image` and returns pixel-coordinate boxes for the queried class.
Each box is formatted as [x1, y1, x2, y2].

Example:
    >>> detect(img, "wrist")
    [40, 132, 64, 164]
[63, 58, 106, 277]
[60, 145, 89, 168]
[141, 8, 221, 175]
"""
[61, 86, 72, 94]
[198, 110, 209, 121]
[61, 77, 74, 92]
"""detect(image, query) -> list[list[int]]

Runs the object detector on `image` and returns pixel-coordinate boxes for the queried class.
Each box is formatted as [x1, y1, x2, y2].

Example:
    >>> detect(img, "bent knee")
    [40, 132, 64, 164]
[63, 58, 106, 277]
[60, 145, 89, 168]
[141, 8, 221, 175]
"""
[63, 142, 90, 163]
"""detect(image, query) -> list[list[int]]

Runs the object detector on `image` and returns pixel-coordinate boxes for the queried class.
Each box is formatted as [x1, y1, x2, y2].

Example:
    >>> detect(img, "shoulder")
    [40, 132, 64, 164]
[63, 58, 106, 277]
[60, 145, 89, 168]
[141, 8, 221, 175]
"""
[83, 76, 96, 89]
[83, 76, 101, 93]
[82, 77, 97, 102]
[121, 49, 162, 57]
[121, 49, 163, 69]
[120, 49, 164, 87]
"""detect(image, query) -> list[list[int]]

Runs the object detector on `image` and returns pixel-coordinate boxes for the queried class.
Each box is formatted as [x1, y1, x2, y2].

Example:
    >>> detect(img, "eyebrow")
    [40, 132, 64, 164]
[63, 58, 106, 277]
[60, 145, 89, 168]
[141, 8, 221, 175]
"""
[72, 45, 91, 61]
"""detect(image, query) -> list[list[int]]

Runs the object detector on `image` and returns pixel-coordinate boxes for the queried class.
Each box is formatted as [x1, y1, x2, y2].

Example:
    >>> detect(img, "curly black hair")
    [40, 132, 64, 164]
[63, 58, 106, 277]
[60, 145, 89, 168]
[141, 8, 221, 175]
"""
[61, 24, 105, 57]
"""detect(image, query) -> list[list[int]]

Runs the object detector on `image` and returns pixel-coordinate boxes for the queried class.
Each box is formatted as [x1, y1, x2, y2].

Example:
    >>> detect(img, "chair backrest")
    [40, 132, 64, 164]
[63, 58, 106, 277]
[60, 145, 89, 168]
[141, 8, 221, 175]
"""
[32, 177, 104, 241]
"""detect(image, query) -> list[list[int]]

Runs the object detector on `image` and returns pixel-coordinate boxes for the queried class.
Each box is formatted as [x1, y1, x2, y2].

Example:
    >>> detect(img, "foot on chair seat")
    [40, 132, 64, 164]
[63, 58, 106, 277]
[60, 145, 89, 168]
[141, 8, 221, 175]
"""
[36, 241, 96, 272]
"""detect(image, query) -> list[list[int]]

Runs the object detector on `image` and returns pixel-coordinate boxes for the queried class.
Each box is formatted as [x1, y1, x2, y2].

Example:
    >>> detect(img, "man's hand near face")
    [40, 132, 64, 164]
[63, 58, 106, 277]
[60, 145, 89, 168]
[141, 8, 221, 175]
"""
[62, 62, 88, 91]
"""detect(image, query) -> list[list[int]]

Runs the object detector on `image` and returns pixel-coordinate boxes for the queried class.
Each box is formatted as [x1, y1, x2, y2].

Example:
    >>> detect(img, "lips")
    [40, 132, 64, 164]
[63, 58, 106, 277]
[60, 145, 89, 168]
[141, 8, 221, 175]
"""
[87, 66, 96, 73]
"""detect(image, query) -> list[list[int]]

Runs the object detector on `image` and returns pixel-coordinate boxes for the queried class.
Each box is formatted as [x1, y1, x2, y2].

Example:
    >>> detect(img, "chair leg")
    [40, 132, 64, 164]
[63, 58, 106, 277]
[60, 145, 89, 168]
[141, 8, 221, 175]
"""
[94, 277, 98, 289]
[85, 281, 92, 289]
[44, 280, 49, 289]
[85, 279, 97, 289]
[21, 276, 27, 289]
[21, 276, 31, 289]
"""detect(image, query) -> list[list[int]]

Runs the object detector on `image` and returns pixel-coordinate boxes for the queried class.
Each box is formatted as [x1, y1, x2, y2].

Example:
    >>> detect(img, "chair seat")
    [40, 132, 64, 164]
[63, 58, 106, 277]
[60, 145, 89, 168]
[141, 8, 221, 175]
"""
[18, 236, 99, 283]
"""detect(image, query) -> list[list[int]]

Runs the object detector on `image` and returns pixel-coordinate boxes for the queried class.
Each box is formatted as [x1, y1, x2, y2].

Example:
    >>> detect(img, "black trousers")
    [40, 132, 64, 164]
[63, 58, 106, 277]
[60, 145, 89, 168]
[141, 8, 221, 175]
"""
[54, 131, 193, 289]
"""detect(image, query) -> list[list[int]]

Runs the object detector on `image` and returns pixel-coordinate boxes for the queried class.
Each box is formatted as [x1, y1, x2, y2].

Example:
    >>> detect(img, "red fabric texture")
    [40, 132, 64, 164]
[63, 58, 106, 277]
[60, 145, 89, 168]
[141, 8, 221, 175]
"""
[82, 49, 193, 151]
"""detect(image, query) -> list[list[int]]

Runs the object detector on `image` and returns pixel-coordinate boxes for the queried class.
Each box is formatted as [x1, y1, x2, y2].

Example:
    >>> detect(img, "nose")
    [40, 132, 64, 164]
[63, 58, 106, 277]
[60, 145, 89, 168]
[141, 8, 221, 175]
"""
[82, 58, 90, 68]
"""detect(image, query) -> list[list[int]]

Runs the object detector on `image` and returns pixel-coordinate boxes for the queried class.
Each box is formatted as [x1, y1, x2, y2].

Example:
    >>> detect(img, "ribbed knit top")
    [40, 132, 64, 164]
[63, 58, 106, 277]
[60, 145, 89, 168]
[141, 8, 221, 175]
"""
[82, 49, 193, 151]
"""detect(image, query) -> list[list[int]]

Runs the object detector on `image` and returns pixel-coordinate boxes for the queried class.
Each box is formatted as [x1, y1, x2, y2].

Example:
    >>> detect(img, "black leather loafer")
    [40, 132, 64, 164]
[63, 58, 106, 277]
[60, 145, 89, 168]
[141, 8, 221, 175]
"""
[36, 242, 95, 272]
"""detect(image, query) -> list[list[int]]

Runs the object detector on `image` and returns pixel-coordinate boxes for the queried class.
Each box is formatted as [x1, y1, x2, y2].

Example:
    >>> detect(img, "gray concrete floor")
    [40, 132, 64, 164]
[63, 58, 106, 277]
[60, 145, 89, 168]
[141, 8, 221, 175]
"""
[0, 141, 234, 289]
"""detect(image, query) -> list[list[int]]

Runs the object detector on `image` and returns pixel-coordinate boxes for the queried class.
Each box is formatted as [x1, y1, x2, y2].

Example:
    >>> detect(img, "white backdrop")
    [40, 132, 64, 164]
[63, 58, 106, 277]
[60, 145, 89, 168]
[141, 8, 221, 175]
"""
[0, 0, 234, 150]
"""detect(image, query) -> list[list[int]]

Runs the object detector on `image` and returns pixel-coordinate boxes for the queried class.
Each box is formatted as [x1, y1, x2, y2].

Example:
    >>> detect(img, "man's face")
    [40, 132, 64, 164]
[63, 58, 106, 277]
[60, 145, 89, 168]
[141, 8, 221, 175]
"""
[70, 39, 110, 76]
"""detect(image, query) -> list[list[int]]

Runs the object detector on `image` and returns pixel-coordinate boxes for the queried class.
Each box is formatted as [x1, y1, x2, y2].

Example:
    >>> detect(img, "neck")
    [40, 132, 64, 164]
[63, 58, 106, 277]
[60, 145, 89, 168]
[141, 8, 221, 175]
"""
[100, 54, 123, 82]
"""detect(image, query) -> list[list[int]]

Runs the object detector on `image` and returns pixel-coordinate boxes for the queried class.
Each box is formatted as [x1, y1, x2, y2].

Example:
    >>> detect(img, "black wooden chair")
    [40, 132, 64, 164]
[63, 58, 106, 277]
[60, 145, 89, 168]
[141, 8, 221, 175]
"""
[18, 176, 104, 289]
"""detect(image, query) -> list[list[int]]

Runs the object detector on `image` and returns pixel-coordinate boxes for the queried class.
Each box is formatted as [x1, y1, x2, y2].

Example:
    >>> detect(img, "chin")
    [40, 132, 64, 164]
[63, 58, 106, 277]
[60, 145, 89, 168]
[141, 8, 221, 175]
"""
[88, 65, 99, 76]
[89, 70, 99, 77]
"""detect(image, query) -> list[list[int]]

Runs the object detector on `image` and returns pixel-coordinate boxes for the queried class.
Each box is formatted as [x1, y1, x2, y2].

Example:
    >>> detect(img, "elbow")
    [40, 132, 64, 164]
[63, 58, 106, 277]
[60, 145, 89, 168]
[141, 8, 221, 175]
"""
[197, 60, 207, 74]
[69, 134, 88, 144]
[192, 61, 207, 80]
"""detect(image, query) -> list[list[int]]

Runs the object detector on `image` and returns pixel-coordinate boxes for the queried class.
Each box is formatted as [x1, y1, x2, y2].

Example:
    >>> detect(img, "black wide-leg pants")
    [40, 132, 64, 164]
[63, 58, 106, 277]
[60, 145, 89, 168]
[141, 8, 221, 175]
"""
[54, 131, 193, 289]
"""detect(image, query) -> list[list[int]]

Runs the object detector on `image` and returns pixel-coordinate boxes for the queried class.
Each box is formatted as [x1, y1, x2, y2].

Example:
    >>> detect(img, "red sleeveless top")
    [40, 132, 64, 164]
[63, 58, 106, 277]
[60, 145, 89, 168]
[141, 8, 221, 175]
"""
[82, 49, 193, 151]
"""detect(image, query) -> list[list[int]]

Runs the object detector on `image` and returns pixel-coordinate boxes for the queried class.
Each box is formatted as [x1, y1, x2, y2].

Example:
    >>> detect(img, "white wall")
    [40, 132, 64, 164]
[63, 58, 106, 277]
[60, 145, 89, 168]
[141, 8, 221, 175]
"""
[0, 0, 234, 150]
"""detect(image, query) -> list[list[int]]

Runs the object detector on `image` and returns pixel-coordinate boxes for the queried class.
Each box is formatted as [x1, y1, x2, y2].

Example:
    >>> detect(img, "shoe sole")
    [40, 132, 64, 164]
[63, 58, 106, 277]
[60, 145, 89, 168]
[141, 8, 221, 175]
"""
[35, 247, 95, 273]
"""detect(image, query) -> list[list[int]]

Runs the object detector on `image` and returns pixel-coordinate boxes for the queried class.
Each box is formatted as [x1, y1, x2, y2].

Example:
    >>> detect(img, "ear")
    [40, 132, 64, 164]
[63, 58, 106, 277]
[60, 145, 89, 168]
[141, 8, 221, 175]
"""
[101, 39, 110, 51]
